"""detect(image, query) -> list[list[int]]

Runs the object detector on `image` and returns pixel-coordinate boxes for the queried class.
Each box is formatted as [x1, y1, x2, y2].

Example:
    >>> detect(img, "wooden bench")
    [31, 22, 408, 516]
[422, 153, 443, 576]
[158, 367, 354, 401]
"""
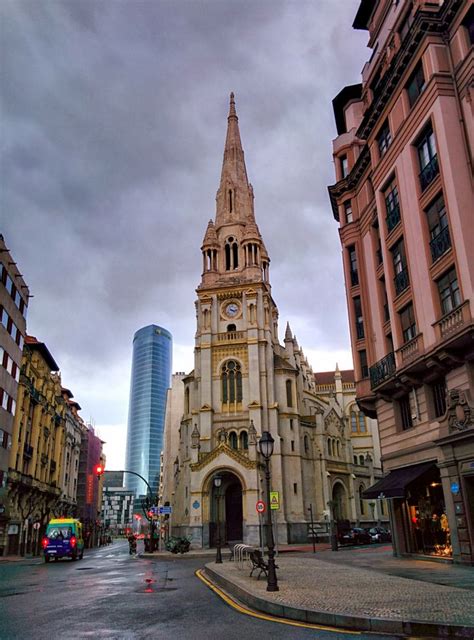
[249, 549, 278, 579]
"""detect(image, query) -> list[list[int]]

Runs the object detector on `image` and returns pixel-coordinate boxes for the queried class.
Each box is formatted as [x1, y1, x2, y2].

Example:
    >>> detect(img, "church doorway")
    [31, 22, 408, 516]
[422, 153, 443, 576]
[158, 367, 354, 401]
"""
[332, 482, 347, 520]
[209, 471, 243, 547]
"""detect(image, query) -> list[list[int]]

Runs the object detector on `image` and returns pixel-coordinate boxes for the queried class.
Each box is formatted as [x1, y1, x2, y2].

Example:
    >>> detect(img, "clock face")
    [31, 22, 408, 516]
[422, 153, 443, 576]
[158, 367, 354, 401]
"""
[226, 303, 239, 317]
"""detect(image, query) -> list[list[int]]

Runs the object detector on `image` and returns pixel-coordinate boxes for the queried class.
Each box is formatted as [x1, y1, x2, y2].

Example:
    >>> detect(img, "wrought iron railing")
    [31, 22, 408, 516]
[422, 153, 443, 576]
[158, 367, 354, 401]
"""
[430, 226, 451, 262]
[394, 267, 409, 295]
[369, 352, 396, 389]
[419, 154, 439, 191]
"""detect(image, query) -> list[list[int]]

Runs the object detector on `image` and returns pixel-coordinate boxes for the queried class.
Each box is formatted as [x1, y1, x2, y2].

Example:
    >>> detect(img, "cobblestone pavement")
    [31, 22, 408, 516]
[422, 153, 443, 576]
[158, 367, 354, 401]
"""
[207, 554, 474, 626]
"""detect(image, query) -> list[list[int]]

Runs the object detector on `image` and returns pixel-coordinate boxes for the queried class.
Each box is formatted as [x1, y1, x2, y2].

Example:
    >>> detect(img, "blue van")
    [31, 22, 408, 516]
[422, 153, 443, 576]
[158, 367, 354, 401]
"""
[42, 518, 84, 562]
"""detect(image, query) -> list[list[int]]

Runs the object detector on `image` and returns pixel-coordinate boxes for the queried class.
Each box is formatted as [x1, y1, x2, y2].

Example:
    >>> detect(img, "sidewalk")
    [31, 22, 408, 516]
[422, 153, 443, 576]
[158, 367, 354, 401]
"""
[203, 545, 474, 638]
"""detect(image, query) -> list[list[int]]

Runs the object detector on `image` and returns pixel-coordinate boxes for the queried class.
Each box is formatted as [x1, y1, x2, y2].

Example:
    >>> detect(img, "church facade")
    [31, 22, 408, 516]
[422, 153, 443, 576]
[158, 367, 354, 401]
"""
[162, 95, 386, 547]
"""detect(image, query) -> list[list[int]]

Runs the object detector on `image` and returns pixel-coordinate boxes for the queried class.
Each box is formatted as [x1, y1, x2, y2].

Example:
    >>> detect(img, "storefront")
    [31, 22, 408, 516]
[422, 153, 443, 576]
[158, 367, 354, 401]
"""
[364, 461, 452, 559]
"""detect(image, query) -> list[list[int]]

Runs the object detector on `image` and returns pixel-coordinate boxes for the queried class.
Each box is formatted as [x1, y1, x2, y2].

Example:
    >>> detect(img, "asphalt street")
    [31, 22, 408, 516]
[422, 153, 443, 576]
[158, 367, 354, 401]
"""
[0, 541, 408, 640]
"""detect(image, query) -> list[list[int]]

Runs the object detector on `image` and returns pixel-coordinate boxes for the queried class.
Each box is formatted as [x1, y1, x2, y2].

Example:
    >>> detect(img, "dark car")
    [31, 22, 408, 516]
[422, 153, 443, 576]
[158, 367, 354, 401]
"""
[368, 527, 392, 543]
[341, 527, 372, 545]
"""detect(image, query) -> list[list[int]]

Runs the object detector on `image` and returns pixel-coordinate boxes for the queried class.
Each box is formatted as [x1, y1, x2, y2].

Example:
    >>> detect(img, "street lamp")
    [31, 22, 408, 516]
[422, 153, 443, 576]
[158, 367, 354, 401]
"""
[214, 474, 223, 564]
[258, 431, 279, 592]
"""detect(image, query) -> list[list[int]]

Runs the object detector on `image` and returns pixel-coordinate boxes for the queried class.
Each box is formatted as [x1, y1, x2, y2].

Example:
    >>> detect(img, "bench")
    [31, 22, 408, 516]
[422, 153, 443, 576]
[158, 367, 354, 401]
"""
[249, 549, 278, 580]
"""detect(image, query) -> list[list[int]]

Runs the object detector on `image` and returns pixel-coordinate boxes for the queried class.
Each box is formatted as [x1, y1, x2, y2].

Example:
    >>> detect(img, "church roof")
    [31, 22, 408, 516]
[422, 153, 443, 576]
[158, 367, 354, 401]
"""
[314, 369, 355, 385]
[274, 353, 297, 371]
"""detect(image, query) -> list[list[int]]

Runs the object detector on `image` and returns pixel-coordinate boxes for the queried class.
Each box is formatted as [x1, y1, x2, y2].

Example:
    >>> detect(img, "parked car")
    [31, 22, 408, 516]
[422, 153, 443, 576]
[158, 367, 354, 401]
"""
[367, 527, 392, 543]
[340, 527, 372, 545]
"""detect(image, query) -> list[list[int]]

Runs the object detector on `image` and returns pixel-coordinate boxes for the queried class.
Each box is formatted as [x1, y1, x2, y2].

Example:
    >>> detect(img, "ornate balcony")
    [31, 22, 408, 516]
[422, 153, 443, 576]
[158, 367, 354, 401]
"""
[430, 226, 451, 263]
[369, 352, 396, 389]
[398, 333, 423, 365]
[386, 204, 401, 233]
[217, 331, 245, 343]
[394, 267, 409, 295]
[419, 154, 439, 191]
[436, 301, 471, 341]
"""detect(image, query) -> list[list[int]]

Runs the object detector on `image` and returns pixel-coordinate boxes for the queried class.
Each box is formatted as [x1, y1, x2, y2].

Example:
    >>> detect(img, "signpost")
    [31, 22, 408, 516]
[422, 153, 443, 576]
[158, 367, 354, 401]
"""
[270, 491, 280, 510]
[256, 500, 265, 514]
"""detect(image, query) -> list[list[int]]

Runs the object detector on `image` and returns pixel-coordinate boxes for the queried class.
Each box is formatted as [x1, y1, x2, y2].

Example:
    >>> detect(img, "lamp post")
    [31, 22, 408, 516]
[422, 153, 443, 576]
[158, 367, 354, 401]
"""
[258, 431, 279, 592]
[214, 474, 223, 564]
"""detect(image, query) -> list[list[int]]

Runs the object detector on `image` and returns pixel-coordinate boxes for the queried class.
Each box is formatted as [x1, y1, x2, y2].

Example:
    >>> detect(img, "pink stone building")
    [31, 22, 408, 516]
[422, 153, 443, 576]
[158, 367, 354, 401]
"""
[328, 0, 474, 563]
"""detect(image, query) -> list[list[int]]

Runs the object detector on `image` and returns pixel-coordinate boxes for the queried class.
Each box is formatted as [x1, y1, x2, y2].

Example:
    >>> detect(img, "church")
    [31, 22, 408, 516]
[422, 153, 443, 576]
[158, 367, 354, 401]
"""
[161, 94, 386, 547]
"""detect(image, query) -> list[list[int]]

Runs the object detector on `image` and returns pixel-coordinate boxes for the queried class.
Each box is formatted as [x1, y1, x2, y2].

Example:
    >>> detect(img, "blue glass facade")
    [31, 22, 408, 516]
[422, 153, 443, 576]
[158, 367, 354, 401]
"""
[125, 325, 172, 497]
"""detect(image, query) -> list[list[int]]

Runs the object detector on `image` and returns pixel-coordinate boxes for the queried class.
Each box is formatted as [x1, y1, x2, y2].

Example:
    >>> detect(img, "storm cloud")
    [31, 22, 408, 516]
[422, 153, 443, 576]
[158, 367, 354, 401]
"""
[1, 0, 369, 466]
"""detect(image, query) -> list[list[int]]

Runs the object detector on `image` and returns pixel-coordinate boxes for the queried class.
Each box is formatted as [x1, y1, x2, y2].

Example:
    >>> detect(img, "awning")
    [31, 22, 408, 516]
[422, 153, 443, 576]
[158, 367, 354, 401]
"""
[362, 461, 437, 499]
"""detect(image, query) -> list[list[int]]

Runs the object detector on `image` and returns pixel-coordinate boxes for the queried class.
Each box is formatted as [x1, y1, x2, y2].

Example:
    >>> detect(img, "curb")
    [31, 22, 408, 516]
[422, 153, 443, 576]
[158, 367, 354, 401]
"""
[204, 566, 474, 638]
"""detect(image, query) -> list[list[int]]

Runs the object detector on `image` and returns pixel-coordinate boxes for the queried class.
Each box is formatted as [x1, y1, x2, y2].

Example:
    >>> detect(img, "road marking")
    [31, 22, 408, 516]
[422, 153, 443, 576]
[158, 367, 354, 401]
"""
[195, 569, 360, 634]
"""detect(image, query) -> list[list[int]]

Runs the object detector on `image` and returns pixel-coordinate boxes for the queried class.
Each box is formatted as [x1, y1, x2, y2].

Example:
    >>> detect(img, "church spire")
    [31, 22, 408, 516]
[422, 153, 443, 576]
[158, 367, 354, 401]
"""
[215, 92, 254, 228]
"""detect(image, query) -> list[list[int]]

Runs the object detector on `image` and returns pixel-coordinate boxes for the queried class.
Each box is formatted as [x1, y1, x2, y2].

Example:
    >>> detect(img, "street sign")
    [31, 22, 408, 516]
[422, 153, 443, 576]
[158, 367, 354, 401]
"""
[149, 506, 159, 515]
[33, 522, 41, 530]
[270, 491, 280, 510]
[256, 500, 265, 514]
[159, 506, 172, 515]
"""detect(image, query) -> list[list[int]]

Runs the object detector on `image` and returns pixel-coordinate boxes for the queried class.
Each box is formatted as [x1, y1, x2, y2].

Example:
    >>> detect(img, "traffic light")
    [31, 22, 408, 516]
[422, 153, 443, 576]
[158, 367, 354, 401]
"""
[94, 463, 105, 478]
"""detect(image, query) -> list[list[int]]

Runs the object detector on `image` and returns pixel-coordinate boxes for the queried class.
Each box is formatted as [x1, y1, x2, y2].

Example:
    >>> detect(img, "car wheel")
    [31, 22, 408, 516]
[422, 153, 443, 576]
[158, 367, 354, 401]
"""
[44, 555, 50, 563]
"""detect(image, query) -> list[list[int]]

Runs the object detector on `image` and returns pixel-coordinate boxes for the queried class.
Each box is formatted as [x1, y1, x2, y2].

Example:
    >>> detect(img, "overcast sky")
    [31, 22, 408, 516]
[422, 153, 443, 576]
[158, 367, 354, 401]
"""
[1, 0, 369, 469]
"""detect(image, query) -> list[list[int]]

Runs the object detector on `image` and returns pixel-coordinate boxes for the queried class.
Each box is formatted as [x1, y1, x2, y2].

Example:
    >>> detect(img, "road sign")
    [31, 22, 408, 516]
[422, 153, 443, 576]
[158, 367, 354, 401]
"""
[256, 500, 265, 514]
[149, 506, 159, 515]
[159, 506, 172, 515]
[270, 491, 280, 510]
[33, 522, 41, 530]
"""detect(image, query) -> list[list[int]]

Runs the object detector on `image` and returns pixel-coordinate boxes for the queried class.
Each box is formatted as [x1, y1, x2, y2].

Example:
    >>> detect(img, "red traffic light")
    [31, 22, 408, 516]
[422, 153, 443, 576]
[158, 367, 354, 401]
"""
[94, 464, 105, 478]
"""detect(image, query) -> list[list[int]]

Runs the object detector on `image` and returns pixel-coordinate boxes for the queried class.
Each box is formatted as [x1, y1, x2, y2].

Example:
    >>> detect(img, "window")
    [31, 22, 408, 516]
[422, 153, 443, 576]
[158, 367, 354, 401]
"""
[221, 360, 242, 403]
[426, 195, 450, 262]
[229, 431, 238, 449]
[437, 268, 461, 315]
[227, 324, 236, 332]
[328, 439, 333, 455]
[351, 409, 367, 433]
[291, 440, 295, 452]
[377, 120, 392, 157]
[354, 297, 364, 339]
[380, 278, 390, 322]
[359, 350, 369, 379]
[391, 239, 409, 295]
[400, 303, 417, 343]
[344, 200, 353, 223]
[304, 435, 309, 453]
[358, 412, 367, 433]
[399, 394, 413, 430]
[225, 237, 239, 270]
[417, 125, 438, 191]
[184, 387, 190, 415]
[406, 63, 425, 107]
[348, 245, 359, 286]
[351, 412, 358, 433]
[289, 419, 294, 430]
[240, 431, 248, 450]
[286, 379, 293, 407]
[462, 6, 474, 45]
[431, 379, 447, 419]
[340, 155, 349, 179]
[359, 486, 365, 515]
[293, 483, 298, 495]
[384, 181, 400, 232]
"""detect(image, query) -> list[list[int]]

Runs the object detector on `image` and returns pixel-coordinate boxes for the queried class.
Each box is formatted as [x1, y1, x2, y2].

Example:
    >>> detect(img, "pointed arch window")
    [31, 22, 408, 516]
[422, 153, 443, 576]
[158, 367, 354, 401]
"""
[286, 380, 293, 407]
[184, 387, 190, 415]
[359, 486, 366, 515]
[221, 360, 242, 403]
[240, 431, 248, 450]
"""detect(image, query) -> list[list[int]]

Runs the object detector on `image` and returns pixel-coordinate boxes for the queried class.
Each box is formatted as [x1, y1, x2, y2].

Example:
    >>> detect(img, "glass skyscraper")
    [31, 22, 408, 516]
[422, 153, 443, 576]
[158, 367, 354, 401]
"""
[125, 325, 172, 497]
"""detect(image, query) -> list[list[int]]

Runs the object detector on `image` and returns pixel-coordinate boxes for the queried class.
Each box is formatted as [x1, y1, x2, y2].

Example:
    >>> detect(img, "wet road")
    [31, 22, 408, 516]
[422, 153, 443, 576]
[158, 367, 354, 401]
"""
[1, 541, 405, 640]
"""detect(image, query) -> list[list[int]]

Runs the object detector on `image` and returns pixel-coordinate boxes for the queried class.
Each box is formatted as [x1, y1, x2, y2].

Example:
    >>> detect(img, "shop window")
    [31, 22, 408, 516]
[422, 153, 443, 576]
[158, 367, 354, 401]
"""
[344, 200, 353, 223]
[426, 194, 450, 263]
[400, 303, 417, 343]
[384, 180, 400, 232]
[406, 62, 425, 107]
[286, 379, 293, 407]
[391, 239, 409, 295]
[354, 296, 364, 339]
[377, 120, 392, 157]
[437, 267, 461, 315]
[348, 245, 359, 286]
[417, 124, 438, 191]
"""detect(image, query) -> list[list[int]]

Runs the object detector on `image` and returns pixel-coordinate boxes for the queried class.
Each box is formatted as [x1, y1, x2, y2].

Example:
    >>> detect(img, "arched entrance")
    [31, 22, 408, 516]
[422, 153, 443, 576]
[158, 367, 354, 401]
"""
[332, 482, 347, 521]
[210, 471, 243, 547]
